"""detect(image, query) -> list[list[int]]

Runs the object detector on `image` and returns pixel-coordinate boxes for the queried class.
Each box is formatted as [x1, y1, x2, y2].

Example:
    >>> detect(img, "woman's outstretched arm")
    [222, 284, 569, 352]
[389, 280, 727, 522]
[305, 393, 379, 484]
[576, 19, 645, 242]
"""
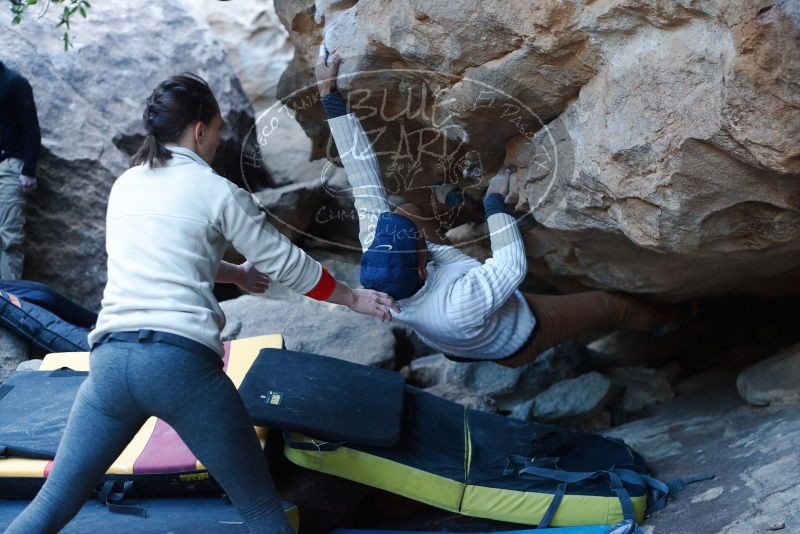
[216, 184, 398, 321]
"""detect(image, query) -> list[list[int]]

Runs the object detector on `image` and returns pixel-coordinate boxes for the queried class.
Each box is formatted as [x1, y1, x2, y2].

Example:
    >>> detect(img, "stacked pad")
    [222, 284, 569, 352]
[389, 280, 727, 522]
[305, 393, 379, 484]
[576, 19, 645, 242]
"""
[285, 387, 650, 527]
[240, 348, 406, 448]
[0, 334, 282, 499]
[0, 370, 87, 459]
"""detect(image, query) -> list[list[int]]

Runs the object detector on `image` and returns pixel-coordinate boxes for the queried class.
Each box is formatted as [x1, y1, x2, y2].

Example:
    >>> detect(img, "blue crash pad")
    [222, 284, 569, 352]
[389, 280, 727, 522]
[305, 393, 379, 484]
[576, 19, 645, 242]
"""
[0, 497, 298, 533]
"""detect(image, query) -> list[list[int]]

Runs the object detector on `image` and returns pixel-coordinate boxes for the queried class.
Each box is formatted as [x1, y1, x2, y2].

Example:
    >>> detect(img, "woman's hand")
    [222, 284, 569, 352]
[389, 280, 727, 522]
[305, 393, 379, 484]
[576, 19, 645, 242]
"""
[324, 278, 399, 321]
[234, 261, 270, 294]
[347, 288, 400, 322]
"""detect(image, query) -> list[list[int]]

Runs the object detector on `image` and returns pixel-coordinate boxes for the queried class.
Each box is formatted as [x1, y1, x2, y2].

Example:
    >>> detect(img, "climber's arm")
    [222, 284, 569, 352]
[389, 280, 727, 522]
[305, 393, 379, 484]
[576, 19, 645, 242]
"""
[317, 45, 390, 252]
[446, 168, 527, 328]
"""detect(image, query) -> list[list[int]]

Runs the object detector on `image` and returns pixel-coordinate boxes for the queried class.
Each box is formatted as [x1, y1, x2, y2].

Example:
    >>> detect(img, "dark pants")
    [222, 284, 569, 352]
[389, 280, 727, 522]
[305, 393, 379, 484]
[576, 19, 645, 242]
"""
[0, 279, 97, 327]
[497, 291, 679, 367]
[4, 337, 292, 534]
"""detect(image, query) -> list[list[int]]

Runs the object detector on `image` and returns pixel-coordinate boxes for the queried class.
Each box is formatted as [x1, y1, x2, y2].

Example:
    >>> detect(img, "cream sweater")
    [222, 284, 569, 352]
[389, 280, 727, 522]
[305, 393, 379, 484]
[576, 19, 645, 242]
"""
[328, 113, 536, 359]
[89, 146, 327, 356]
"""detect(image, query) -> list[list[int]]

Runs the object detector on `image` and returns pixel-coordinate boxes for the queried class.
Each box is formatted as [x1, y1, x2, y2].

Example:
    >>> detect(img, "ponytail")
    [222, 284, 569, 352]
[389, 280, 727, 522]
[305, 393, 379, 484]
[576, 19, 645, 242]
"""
[132, 72, 220, 168]
[132, 134, 172, 168]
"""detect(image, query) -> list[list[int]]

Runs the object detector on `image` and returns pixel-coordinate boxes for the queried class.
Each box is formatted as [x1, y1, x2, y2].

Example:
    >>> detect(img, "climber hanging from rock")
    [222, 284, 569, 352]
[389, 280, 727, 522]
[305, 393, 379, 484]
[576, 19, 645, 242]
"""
[316, 44, 685, 367]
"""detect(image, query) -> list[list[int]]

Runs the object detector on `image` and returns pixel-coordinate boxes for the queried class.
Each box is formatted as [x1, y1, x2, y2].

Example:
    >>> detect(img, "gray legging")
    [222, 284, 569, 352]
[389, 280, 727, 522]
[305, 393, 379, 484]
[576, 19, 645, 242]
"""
[4, 338, 292, 534]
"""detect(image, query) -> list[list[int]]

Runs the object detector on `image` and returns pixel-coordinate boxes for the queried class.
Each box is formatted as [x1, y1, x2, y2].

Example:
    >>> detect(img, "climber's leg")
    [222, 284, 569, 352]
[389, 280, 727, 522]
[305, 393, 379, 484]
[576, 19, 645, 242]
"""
[497, 291, 681, 368]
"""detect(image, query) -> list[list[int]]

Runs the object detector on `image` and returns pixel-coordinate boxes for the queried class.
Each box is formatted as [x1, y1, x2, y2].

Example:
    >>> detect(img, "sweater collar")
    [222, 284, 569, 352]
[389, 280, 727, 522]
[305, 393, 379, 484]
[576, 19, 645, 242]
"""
[396, 262, 437, 306]
[164, 145, 210, 168]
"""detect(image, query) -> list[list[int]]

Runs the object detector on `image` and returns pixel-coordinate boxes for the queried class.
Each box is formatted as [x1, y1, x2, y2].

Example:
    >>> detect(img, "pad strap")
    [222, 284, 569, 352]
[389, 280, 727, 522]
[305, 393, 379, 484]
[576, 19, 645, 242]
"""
[282, 430, 343, 452]
[96, 480, 147, 517]
[537, 483, 567, 528]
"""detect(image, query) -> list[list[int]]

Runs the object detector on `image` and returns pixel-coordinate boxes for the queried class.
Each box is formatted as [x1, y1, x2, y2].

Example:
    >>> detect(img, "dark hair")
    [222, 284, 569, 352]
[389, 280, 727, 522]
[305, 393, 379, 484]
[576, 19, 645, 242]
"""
[132, 72, 220, 168]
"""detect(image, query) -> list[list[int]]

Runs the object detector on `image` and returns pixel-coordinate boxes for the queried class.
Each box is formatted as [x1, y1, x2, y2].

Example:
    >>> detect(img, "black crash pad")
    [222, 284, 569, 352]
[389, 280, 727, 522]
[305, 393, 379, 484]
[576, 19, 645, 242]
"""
[240, 348, 405, 447]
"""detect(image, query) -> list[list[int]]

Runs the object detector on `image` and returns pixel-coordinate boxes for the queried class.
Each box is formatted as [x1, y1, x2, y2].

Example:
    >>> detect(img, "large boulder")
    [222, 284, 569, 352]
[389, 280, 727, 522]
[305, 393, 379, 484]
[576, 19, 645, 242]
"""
[531, 371, 614, 424]
[275, 0, 800, 300]
[0, 1, 265, 307]
[512, 0, 800, 300]
[220, 294, 397, 368]
[737, 342, 800, 407]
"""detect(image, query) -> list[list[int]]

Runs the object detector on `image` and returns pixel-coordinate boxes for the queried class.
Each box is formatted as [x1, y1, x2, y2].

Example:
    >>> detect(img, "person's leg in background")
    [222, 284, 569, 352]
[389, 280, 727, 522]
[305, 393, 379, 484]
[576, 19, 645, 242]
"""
[498, 291, 682, 368]
[4, 343, 148, 533]
[128, 342, 294, 534]
[0, 158, 26, 280]
[0, 279, 99, 327]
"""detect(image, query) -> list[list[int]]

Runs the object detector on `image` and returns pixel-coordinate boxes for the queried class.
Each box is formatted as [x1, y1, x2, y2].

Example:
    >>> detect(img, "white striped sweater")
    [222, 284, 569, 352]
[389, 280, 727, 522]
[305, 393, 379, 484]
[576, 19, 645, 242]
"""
[328, 113, 536, 359]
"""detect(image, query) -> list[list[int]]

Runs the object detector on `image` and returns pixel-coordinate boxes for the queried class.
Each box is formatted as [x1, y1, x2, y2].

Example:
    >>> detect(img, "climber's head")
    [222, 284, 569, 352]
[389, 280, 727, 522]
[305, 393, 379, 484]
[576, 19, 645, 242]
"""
[134, 73, 222, 168]
[360, 208, 428, 301]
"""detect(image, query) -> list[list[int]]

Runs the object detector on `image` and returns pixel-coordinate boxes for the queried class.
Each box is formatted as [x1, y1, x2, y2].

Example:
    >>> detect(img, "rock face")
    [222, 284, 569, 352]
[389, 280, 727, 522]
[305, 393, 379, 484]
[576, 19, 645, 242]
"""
[405, 353, 447, 388]
[609, 368, 800, 533]
[190, 0, 352, 251]
[532, 371, 614, 424]
[608, 366, 674, 414]
[188, 0, 328, 187]
[275, 0, 800, 300]
[737, 342, 800, 407]
[220, 294, 397, 368]
[0, 329, 30, 382]
[15, 359, 42, 372]
[255, 181, 324, 243]
[0, 1, 264, 306]
[186, 0, 294, 114]
[403, 341, 588, 417]
[425, 383, 498, 413]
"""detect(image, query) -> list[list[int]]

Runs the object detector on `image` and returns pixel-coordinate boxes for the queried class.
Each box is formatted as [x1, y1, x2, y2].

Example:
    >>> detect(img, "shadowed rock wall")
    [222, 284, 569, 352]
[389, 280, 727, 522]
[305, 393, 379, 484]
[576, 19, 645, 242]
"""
[0, 0, 266, 306]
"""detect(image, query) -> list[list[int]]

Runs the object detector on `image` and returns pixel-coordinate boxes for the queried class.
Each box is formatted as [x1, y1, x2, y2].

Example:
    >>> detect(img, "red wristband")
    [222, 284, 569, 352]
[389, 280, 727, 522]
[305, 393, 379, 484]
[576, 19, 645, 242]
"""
[304, 266, 336, 301]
